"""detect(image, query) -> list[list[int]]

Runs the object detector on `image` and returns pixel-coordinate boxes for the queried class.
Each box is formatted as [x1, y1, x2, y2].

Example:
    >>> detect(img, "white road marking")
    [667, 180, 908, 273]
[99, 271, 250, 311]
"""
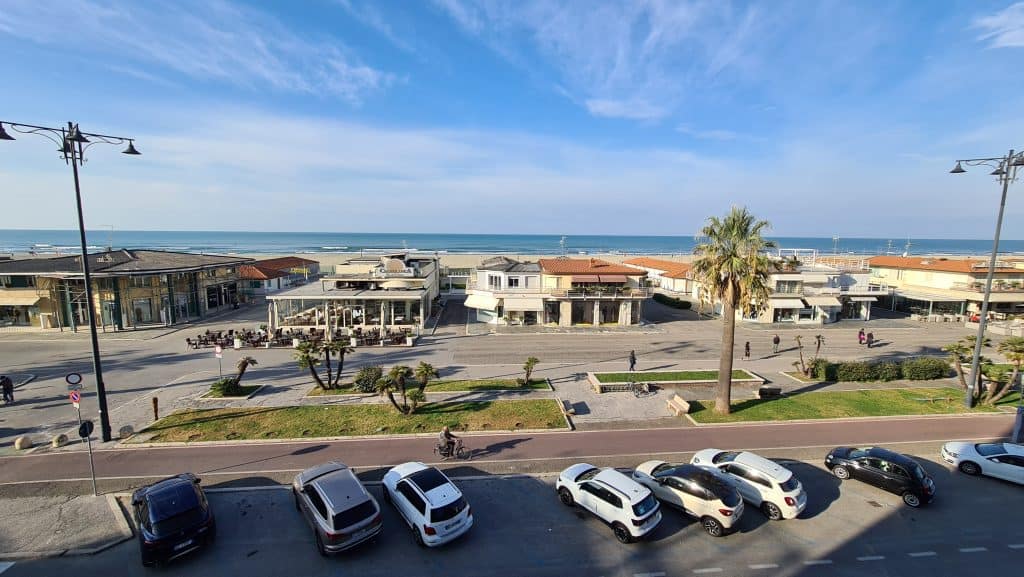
[959, 547, 987, 553]
[634, 573, 666, 577]
[1008, 544, 1024, 549]
[908, 551, 937, 557]
[857, 555, 885, 561]
[803, 560, 833, 566]
[749, 564, 779, 570]
[0, 562, 14, 575]
[693, 569, 723, 574]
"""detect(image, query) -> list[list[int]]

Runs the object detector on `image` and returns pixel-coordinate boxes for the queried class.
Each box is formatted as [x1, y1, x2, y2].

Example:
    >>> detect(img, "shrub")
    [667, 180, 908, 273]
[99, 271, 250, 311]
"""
[353, 366, 383, 393]
[901, 357, 950, 380]
[810, 358, 836, 381]
[211, 377, 241, 396]
[653, 293, 693, 309]
[835, 361, 879, 382]
[876, 362, 903, 382]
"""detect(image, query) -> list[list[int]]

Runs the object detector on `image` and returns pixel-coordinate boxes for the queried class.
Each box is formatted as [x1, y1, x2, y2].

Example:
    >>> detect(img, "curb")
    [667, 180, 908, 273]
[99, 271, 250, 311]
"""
[686, 410, 1014, 428]
[197, 383, 267, 401]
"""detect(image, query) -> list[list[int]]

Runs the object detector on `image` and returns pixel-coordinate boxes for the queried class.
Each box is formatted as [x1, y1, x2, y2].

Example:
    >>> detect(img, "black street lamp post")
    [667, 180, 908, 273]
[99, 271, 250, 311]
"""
[1, 120, 140, 442]
[949, 149, 1024, 409]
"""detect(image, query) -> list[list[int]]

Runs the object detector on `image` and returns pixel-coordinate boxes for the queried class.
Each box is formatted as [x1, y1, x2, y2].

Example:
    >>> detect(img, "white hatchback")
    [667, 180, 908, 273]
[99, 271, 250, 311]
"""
[941, 442, 1024, 485]
[382, 462, 473, 547]
[691, 449, 806, 520]
[556, 463, 661, 544]
[632, 461, 744, 537]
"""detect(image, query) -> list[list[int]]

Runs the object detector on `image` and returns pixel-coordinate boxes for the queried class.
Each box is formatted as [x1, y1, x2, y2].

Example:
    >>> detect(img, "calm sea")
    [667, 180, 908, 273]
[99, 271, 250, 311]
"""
[1, 229, 1022, 257]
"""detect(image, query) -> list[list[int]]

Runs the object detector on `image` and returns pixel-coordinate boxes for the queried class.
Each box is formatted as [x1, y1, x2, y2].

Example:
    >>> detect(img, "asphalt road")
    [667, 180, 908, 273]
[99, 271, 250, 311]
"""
[3, 447, 1022, 577]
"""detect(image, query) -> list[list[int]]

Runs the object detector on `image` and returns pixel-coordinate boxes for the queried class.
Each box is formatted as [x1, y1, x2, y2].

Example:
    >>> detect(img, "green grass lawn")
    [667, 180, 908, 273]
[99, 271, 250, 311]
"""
[202, 385, 261, 398]
[137, 399, 567, 442]
[595, 370, 755, 383]
[689, 387, 1020, 424]
[307, 378, 549, 395]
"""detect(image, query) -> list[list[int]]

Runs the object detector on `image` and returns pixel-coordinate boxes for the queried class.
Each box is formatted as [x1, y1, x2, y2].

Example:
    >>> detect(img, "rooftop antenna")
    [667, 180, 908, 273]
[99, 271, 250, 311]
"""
[832, 235, 839, 255]
[559, 236, 567, 255]
[886, 240, 894, 255]
[903, 238, 912, 258]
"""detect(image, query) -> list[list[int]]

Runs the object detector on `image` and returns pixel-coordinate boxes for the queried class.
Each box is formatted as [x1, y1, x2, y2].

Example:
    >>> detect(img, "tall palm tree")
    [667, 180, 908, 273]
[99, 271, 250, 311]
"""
[942, 340, 972, 391]
[323, 340, 355, 387]
[234, 356, 258, 385]
[389, 365, 414, 413]
[374, 375, 405, 414]
[793, 335, 807, 376]
[990, 336, 1024, 404]
[414, 361, 440, 395]
[294, 341, 326, 389]
[692, 206, 777, 414]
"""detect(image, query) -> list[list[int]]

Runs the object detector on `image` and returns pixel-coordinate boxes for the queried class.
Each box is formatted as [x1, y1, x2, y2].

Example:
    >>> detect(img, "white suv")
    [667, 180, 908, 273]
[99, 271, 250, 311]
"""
[556, 463, 662, 543]
[632, 461, 744, 537]
[382, 462, 473, 547]
[691, 449, 806, 521]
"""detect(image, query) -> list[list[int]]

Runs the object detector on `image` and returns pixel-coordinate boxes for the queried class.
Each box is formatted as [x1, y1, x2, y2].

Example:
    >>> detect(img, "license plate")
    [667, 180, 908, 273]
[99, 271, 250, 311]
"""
[173, 539, 193, 551]
[444, 519, 460, 531]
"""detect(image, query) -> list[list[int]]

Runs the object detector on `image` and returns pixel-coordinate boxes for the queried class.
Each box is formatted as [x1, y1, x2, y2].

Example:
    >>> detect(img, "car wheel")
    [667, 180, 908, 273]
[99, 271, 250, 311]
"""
[412, 524, 425, 547]
[959, 461, 981, 476]
[315, 532, 328, 556]
[612, 522, 633, 544]
[558, 487, 575, 507]
[762, 501, 784, 521]
[902, 492, 922, 508]
[701, 516, 724, 537]
[832, 465, 851, 480]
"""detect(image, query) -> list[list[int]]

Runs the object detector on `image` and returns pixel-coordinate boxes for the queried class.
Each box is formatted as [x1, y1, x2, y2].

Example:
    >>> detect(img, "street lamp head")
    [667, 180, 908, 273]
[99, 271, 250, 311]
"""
[991, 166, 1006, 176]
[0, 123, 14, 141]
[1012, 155, 1024, 167]
[949, 161, 966, 174]
[121, 140, 141, 155]
[67, 125, 89, 143]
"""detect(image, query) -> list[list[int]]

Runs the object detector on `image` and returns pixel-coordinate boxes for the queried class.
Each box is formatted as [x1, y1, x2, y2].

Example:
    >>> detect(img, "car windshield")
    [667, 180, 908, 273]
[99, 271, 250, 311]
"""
[430, 496, 468, 523]
[575, 467, 600, 482]
[711, 451, 740, 464]
[697, 474, 741, 507]
[779, 477, 800, 492]
[409, 468, 449, 493]
[632, 494, 658, 517]
[333, 499, 377, 530]
[847, 448, 870, 459]
[975, 443, 1006, 457]
[911, 464, 928, 481]
[651, 463, 677, 477]
[152, 507, 205, 537]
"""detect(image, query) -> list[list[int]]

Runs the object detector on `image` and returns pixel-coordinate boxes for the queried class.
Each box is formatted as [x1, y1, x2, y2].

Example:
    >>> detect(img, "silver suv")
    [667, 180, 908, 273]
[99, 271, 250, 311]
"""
[293, 462, 382, 555]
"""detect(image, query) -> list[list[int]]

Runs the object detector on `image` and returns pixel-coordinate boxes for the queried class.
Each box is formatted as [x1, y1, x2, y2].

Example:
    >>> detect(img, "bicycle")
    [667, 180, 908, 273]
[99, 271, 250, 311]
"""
[630, 381, 654, 398]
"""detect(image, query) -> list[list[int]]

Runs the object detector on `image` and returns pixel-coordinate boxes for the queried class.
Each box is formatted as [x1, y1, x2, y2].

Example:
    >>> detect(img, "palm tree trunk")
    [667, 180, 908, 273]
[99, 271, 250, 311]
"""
[333, 351, 346, 387]
[418, 379, 428, 395]
[988, 364, 1020, 404]
[308, 365, 326, 389]
[385, 390, 403, 413]
[952, 356, 967, 390]
[323, 349, 333, 389]
[235, 365, 247, 384]
[716, 297, 737, 415]
[399, 378, 409, 412]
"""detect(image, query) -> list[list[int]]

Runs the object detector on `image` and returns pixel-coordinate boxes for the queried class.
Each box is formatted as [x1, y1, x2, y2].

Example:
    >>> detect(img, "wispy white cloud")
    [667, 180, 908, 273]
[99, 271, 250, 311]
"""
[585, 98, 667, 121]
[974, 2, 1024, 48]
[335, 0, 414, 52]
[676, 124, 741, 141]
[0, 0, 394, 103]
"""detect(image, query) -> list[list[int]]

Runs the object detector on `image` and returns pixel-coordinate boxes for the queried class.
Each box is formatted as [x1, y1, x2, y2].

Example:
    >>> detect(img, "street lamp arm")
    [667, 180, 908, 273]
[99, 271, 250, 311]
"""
[0, 120, 135, 143]
[2, 122, 65, 149]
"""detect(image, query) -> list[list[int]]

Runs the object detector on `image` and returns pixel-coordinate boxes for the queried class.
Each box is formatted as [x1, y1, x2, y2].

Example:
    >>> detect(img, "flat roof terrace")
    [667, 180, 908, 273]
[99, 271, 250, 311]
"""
[266, 283, 426, 300]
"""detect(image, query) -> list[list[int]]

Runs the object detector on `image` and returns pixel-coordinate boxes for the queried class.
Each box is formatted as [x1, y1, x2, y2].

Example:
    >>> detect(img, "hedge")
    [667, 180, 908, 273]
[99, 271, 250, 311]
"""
[812, 357, 949, 382]
[653, 293, 693, 309]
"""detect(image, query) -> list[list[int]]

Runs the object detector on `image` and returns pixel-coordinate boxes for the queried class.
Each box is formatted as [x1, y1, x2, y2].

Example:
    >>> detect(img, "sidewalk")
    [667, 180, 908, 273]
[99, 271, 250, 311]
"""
[0, 494, 133, 559]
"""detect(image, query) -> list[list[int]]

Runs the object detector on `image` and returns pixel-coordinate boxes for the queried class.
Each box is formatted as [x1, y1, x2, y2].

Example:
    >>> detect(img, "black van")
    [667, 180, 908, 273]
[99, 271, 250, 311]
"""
[825, 446, 936, 507]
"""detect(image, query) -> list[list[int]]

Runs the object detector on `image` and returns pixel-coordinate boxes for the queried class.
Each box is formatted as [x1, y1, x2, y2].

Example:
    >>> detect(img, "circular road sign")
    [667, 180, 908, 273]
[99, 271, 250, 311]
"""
[69, 390, 81, 404]
[66, 372, 83, 386]
[78, 420, 94, 438]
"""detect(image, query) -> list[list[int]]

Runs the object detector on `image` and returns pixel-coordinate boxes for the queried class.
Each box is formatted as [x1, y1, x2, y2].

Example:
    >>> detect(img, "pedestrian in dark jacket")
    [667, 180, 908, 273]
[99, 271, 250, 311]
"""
[628, 350, 637, 372]
[1, 375, 13, 404]
[866, 332, 874, 348]
[744, 341, 751, 360]
[772, 334, 780, 354]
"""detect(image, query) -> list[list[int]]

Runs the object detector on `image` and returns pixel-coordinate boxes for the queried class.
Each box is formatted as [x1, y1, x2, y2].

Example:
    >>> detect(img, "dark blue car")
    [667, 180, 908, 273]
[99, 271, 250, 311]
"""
[131, 473, 216, 567]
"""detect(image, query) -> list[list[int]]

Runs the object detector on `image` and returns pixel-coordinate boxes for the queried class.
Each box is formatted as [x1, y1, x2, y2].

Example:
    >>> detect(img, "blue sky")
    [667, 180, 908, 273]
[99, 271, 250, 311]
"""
[1, 0, 1023, 238]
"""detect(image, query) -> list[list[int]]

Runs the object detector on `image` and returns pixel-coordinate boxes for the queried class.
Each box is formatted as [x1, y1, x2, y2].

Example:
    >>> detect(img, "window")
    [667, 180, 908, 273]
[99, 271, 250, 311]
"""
[333, 500, 377, 530]
[600, 488, 622, 508]
[429, 497, 468, 523]
[779, 477, 800, 492]
[891, 466, 910, 479]
[574, 468, 600, 483]
[305, 487, 329, 519]
[712, 451, 740, 464]
[860, 458, 884, 470]
[632, 494, 658, 517]
[507, 277, 520, 288]
[975, 443, 1007, 457]
[994, 456, 1024, 467]
[677, 480, 709, 500]
[131, 276, 150, 288]
[487, 275, 501, 290]
[775, 280, 800, 293]
[396, 482, 426, 515]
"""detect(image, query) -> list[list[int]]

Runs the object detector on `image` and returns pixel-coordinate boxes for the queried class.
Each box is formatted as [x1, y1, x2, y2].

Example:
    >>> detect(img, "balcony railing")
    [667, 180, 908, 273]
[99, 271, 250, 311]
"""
[951, 282, 1024, 293]
[548, 287, 649, 299]
[802, 285, 889, 295]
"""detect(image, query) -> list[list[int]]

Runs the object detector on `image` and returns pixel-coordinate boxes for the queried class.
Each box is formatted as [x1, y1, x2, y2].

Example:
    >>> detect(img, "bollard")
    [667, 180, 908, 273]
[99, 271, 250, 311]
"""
[152, 396, 159, 420]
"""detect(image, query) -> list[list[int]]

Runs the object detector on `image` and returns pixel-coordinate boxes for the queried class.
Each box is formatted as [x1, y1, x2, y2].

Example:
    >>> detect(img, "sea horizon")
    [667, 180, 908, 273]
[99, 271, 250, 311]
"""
[1, 229, 1022, 257]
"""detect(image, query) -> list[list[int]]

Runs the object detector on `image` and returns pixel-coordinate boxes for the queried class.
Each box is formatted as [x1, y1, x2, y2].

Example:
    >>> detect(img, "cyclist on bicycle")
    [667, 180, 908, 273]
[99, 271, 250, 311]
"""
[438, 425, 459, 456]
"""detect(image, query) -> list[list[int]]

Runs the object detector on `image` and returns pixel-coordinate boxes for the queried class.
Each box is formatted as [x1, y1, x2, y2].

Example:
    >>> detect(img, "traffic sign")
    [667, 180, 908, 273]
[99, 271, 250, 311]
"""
[78, 420, 94, 439]
[66, 372, 83, 391]
[69, 389, 81, 409]
[214, 345, 223, 359]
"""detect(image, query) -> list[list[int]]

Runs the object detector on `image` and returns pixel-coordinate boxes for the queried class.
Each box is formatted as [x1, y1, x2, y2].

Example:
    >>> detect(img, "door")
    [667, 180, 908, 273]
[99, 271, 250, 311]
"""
[888, 464, 914, 494]
[656, 478, 686, 509]
[577, 482, 602, 516]
[721, 464, 761, 505]
[673, 479, 710, 517]
[302, 486, 330, 532]
[593, 487, 622, 521]
[396, 481, 427, 527]
[987, 455, 1024, 483]
[854, 458, 890, 491]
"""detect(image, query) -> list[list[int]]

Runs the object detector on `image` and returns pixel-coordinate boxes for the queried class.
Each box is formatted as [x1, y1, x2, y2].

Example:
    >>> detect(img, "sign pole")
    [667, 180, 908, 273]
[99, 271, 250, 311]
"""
[73, 399, 98, 496]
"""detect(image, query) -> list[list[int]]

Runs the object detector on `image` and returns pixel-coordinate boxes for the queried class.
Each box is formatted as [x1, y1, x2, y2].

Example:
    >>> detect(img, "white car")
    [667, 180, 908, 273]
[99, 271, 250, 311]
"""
[556, 463, 662, 543]
[382, 462, 473, 547]
[632, 461, 744, 537]
[691, 449, 806, 520]
[941, 442, 1024, 485]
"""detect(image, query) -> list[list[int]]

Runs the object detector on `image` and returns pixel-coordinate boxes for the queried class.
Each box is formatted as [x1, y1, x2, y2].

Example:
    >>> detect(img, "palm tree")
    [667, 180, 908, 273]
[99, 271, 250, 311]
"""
[294, 341, 327, 389]
[414, 361, 440, 395]
[692, 206, 777, 414]
[374, 376, 404, 414]
[389, 365, 414, 413]
[942, 340, 972, 391]
[813, 334, 825, 363]
[990, 336, 1024, 404]
[523, 357, 540, 386]
[793, 335, 807, 376]
[234, 356, 258, 385]
[323, 340, 355, 387]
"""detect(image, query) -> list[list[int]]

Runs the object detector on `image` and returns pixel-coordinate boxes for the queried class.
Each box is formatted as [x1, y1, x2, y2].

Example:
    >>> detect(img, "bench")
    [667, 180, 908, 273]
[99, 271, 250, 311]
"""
[560, 399, 576, 416]
[758, 386, 783, 400]
[596, 382, 634, 393]
[666, 394, 690, 416]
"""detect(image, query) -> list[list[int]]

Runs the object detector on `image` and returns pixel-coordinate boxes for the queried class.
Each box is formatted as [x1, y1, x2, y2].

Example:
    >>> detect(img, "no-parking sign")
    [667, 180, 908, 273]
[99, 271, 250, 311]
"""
[69, 389, 81, 409]
[214, 345, 223, 359]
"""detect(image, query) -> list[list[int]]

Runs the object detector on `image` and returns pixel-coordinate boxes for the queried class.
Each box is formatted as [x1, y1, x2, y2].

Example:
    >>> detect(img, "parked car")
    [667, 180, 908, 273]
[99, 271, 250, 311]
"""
[941, 442, 1024, 485]
[825, 446, 935, 507]
[556, 463, 662, 543]
[690, 449, 806, 520]
[131, 473, 216, 567]
[631, 461, 743, 536]
[382, 462, 472, 547]
[292, 461, 382, 555]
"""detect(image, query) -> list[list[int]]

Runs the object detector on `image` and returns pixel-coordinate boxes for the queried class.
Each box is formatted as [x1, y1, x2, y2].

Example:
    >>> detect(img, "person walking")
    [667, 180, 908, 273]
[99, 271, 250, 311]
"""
[772, 334, 780, 354]
[744, 341, 751, 361]
[628, 350, 637, 372]
[1, 375, 13, 405]
[866, 332, 874, 349]
[858, 328, 866, 345]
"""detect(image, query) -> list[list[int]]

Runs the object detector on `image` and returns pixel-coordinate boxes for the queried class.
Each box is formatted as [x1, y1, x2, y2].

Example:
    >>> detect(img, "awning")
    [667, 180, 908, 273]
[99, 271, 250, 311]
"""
[804, 296, 841, 307]
[849, 296, 877, 302]
[0, 295, 41, 306]
[572, 275, 600, 283]
[598, 275, 628, 283]
[464, 294, 499, 310]
[503, 297, 545, 311]
[770, 298, 806, 309]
